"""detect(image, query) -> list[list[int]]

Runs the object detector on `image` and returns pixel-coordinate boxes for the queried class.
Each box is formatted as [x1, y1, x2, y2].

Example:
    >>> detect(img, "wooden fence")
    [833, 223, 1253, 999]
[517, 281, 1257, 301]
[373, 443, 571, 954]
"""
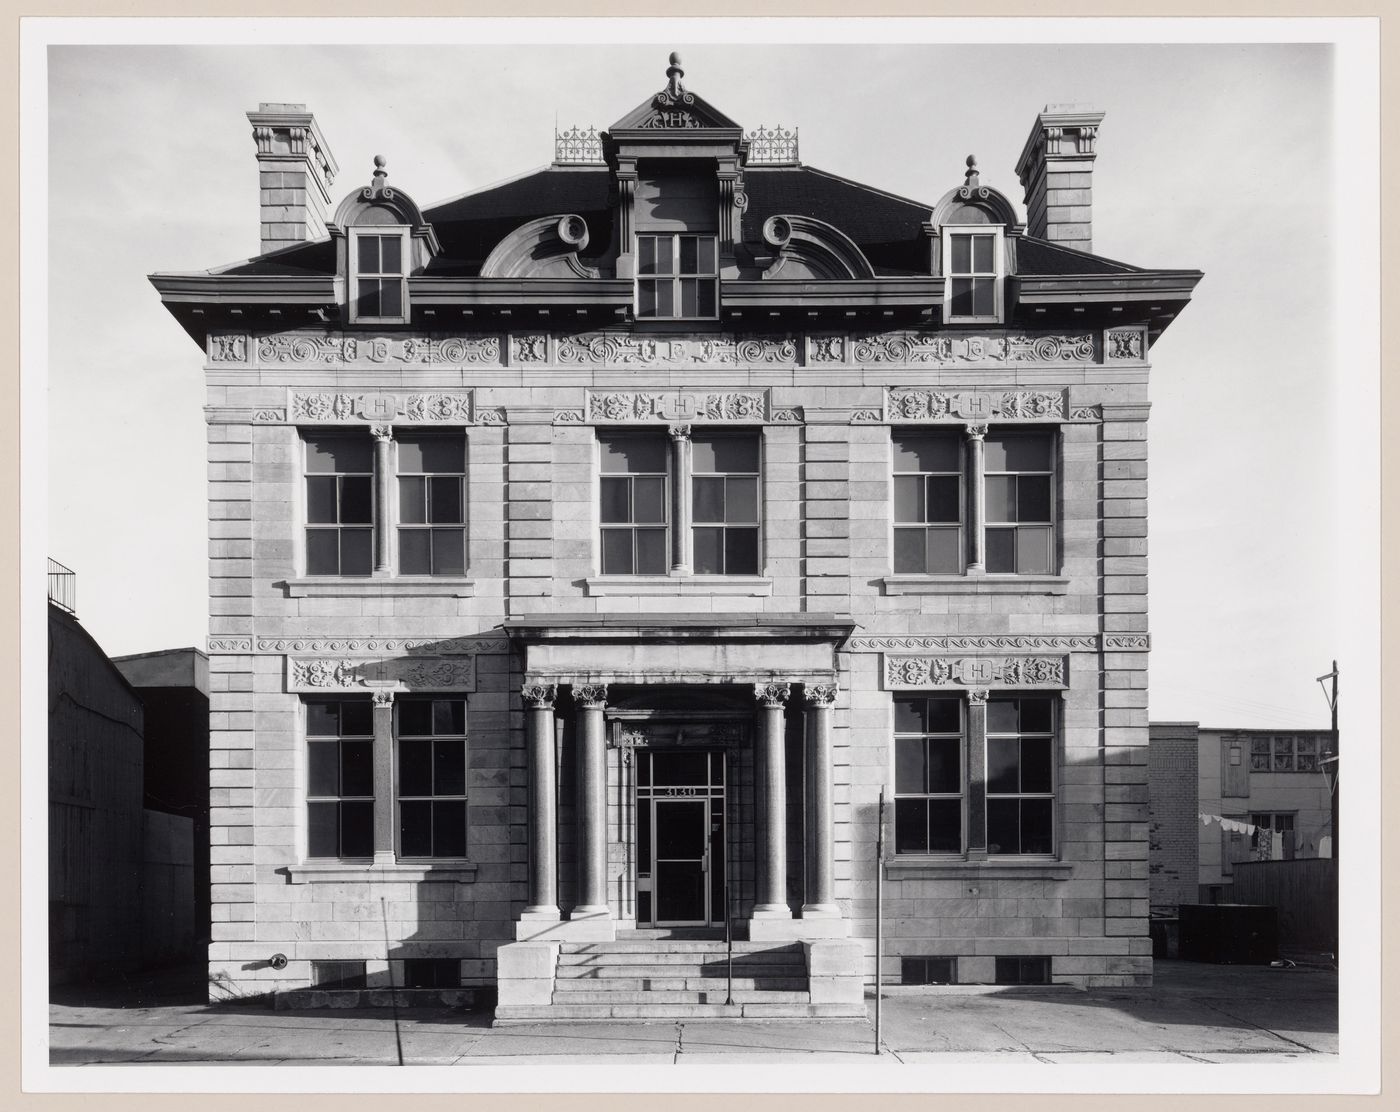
[1231, 858, 1338, 954]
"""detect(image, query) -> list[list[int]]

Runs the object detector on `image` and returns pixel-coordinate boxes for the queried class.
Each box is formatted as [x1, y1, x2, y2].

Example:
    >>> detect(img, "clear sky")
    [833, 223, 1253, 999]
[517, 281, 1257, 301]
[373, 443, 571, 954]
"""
[39, 26, 1364, 730]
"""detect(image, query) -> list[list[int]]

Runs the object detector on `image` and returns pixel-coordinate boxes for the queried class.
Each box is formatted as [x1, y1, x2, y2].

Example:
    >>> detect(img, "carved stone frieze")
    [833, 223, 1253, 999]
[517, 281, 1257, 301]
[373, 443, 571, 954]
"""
[209, 334, 249, 363]
[703, 392, 766, 421]
[256, 636, 493, 654]
[286, 655, 477, 693]
[585, 389, 775, 424]
[557, 334, 798, 367]
[513, 335, 548, 363]
[1105, 329, 1146, 360]
[252, 409, 286, 423]
[850, 635, 1098, 653]
[832, 332, 1095, 367]
[1104, 634, 1151, 651]
[288, 390, 476, 424]
[206, 638, 253, 653]
[887, 389, 1066, 423]
[883, 655, 1068, 690]
[1069, 405, 1103, 422]
[252, 332, 499, 367]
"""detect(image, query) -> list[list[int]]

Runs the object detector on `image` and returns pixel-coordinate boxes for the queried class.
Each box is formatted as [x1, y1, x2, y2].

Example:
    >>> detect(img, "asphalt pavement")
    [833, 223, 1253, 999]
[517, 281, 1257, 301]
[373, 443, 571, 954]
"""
[46, 958, 1337, 1067]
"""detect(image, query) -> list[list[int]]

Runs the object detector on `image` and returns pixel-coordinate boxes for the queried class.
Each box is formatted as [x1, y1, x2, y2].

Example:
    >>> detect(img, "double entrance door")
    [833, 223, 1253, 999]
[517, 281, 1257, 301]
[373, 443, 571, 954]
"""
[635, 749, 726, 927]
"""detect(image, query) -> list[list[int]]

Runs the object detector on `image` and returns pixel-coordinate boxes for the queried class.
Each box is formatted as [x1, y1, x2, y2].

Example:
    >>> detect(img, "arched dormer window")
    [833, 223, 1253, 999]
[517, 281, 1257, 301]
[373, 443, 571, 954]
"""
[930, 157, 1022, 326]
[330, 156, 440, 326]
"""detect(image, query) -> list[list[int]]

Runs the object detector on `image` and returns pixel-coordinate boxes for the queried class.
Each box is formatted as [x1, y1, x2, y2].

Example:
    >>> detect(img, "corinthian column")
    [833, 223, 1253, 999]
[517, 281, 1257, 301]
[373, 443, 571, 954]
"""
[966, 423, 987, 574]
[752, 682, 793, 919]
[802, 682, 840, 918]
[371, 424, 393, 573]
[669, 424, 693, 575]
[521, 682, 559, 920]
[573, 684, 610, 919]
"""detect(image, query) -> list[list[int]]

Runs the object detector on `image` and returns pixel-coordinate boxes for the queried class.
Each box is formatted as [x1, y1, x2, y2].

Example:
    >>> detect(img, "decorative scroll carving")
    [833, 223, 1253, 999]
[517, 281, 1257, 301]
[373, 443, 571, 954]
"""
[1105, 634, 1151, 651]
[1007, 334, 1096, 362]
[287, 656, 476, 692]
[590, 392, 662, 421]
[521, 683, 557, 709]
[557, 335, 798, 367]
[1070, 406, 1103, 421]
[888, 390, 1066, 422]
[850, 410, 883, 424]
[289, 391, 477, 424]
[291, 659, 363, 688]
[257, 636, 489, 654]
[371, 689, 395, 709]
[401, 659, 471, 689]
[209, 334, 248, 362]
[252, 409, 286, 422]
[206, 638, 253, 653]
[996, 391, 1065, 419]
[884, 656, 1067, 689]
[584, 389, 779, 424]
[254, 333, 499, 367]
[803, 683, 839, 707]
[850, 635, 1098, 652]
[809, 335, 844, 362]
[703, 392, 766, 421]
[404, 393, 473, 422]
[574, 684, 608, 709]
[1106, 329, 1145, 360]
[475, 408, 506, 425]
[753, 682, 791, 707]
[554, 409, 586, 424]
[771, 408, 802, 423]
[399, 337, 500, 365]
[513, 335, 547, 363]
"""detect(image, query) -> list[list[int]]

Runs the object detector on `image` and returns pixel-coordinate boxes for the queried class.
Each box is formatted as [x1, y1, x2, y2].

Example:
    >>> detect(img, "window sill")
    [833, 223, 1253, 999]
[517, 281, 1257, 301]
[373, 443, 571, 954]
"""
[881, 575, 1069, 596]
[282, 578, 476, 598]
[884, 857, 1074, 880]
[585, 575, 774, 597]
[283, 861, 478, 885]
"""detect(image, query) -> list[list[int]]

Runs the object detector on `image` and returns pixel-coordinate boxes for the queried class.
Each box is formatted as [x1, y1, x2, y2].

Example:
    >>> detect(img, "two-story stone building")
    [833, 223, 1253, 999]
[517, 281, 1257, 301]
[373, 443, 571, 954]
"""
[151, 55, 1200, 1018]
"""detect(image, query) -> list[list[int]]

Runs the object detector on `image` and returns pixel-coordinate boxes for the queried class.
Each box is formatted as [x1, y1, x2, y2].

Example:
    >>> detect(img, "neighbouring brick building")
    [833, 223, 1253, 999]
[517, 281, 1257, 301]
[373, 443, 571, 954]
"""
[150, 56, 1200, 1016]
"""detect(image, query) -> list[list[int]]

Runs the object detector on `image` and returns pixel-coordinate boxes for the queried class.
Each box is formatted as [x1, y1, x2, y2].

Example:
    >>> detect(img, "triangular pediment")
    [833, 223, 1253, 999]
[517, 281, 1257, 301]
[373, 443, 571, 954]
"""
[609, 87, 742, 133]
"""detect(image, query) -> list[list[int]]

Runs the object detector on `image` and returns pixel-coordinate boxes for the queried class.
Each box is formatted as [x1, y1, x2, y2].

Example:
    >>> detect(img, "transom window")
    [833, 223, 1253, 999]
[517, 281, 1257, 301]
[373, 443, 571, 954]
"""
[306, 699, 375, 859]
[397, 437, 466, 576]
[305, 437, 374, 576]
[353, 231, 408, 322]
[692, 437, 760, 575]
[893, 433, 964, 574]
[396, 698, 468, 860]
[985, 433, 1055, 574]
[944, 229, 1002, 322]
[894, 696, 964, 854]
[637, 234, 718, 319]
[986, 697, 1055, 856]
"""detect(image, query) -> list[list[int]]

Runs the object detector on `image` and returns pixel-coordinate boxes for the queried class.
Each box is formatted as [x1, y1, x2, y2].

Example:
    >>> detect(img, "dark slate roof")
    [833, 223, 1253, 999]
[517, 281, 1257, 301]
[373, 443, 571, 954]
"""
[212, 162, 1146, 280]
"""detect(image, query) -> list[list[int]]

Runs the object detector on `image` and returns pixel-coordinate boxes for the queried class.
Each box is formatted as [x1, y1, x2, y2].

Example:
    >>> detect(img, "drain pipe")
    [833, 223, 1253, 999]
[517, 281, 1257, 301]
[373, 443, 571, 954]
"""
[875, 787, 887, 1055]
[724, 852, 734, 1006]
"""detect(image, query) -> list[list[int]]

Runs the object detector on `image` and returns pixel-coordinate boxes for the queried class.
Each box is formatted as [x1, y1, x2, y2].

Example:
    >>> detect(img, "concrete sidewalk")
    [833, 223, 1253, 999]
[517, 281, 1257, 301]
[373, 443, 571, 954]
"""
[47, 959, 1337, 1067]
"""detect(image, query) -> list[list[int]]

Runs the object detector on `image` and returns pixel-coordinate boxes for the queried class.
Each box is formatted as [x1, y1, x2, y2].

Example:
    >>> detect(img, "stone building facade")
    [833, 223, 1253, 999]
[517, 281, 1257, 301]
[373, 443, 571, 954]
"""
[151, 58, 1200, 1014]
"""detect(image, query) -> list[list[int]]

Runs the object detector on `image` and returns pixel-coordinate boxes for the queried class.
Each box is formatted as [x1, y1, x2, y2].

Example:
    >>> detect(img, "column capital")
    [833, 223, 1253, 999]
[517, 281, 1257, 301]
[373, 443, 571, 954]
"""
[754, 681, 791, 708]
[574, 683, 608, 709]
[967, 687, 991, 705]
[522, 682, 557, 710]
[803, 682, 839, 707]
[371, 423, 394, 442]
[370, 688, 395, 709]
[668, 423, 692, 441]
[965, 422, 988, 440]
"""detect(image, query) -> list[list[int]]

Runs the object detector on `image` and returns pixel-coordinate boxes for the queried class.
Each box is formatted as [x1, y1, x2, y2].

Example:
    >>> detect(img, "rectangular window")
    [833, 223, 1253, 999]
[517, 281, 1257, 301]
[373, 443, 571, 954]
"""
[1250, 734, 1321, 773]
[901, 957, 957, 985]
[637, 234, 718, 319]
[402, 958, 461, 989]
[994, 956, 1051, 985]
[985, 432, 1055, 575]
[1249, 812, 1297, 861]
[945, 229, 1000, 321]
[893, 695, 964, 855]
[306, 699, 374, 859]
[305, 435, 374, 576]
[396, 698, 468, 860]
[692, 434, 760, 575]
[893, 433, 964, 573]
[354, 231, 407, 321]
[985, 697, 1056, 855]
[397, 436, 466, 576]
[599, 436, 670, 575]
[311, 960, 367, 989]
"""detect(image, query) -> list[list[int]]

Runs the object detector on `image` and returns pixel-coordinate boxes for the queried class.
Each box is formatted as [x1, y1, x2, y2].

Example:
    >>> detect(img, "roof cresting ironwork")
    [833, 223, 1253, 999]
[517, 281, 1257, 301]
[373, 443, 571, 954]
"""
[745, 125, 799, 165]
[554, 125, 603, 165]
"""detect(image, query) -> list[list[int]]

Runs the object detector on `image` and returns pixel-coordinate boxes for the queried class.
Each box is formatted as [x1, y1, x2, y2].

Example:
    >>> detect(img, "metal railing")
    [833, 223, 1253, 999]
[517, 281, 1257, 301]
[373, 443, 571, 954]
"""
[745, 125, 799, 165]
[554, 125, 604, 165]
[47, 558, 76, 614]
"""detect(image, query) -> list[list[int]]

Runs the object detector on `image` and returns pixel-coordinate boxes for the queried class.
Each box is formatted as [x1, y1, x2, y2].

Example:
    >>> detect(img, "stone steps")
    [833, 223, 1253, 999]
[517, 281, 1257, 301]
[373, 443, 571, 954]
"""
[495, 1002, 864, 1023]
[554, 976, 809, 992]
[549, 989, 811, 1005]
[556, 963, 805, 978]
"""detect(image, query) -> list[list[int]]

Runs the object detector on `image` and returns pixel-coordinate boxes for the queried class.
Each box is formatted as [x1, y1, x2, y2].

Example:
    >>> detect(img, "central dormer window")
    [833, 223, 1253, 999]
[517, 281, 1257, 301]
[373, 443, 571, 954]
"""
[943, 229, 1002, 323]
[636, 234, 718, 319]
[352, 229, 409, 323]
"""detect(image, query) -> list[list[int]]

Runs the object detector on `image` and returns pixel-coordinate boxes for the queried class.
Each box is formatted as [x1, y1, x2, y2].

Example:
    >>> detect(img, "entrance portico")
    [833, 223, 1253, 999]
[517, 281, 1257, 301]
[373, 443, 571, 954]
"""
[505, 615, 853, 944]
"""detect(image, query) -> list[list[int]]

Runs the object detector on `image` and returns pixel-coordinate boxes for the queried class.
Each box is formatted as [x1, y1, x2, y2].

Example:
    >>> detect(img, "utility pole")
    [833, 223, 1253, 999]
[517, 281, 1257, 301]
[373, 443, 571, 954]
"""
[1316, 661, 1339, 860]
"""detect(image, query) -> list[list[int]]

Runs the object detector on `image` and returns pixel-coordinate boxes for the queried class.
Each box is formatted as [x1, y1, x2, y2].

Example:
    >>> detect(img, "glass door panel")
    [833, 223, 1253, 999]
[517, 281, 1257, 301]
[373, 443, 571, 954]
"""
[654, 798, 708, 925]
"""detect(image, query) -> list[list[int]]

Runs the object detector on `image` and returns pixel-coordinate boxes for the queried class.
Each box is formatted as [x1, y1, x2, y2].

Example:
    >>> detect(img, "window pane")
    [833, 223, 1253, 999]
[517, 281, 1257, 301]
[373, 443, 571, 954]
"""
[638, 236, 656, 275]
[635, 529, 668, 574]
[987, 737, 1019, 794]
[972, 235, 993, 272]
[986, 798, 1019, 855]
[433, 801, 467, 858]
[341, 802, 374, 857]
[400, 800, 432, 857]
[697, 279, 717, 317]
[987, 435, 1053, 473]
[399, 529, 430, 575]
[307, 801, 338, 858]
[420, 438, 464, 473]
[1017, 526, 1053, 574]
[694, 437, 759, 474]
[341, 700, 373, 736]
[895, 738, 926, 794]
[1020, 800, 1054, 854]
[971, 277, 995, 317]
[680, 278, 698, 318]
[431, 529, 465, 576]
[307, 438, 372, 474]
[601, 437, 667, 474]
[927, 737, 961, 793]
[341, 740, 374, 797]
[398, 477, 426, 524]
[680, 236, 699, 273]
[306, 701, 341, 738]
[894, 798, 929, 854]
[1021, 737, 1053, 794]
[893, 696, 926, 735]
[656, 281, 675, 317]
[655, 236, 673, 275]
[434, 699, 465, 735]
[400, 738, 433, 796]
[435, 739, 466, 795]
[357, 281, 381, 320]
[633, 477, 666, 523]
[987, 699, 1019, 734]
[307, 476, 339, 523]
[926, 697, 961, 733]
[697, 237, 716, 273]
[357, 236, 379, 272]
[725, 528, 759, 575]
[985, 527, 1015, 573]
[600, 477, 631, 523]
[308, 741, 339, 797]
[950, 278, 974, 317]
[340, 528, 373, 576]
[1020, 699, 1053, 733]
[893, 476, 925, 523]
[306, 530, 340, 574]
[429, 477, 462, 523]
[893, 527, 926, 573]
[951, 235, 971, 274]
[341, 476, 373, 524]
[985, 476, 1015, 523]
[726, 477, 758, 522]
[380, 235, 402, 274]
[398, 699, 432, 736]
[693, 528, 722, 574]
[601, 530, 634, 575]
[926, 527, 961, 573]
[926, 476, 960, 523]
[380, 280, 403, 318]
[638, 279, 657, 317]
[693, 477, 725, 523]
[927, 800, 962, 854]
[1018, 476, 1052, 522]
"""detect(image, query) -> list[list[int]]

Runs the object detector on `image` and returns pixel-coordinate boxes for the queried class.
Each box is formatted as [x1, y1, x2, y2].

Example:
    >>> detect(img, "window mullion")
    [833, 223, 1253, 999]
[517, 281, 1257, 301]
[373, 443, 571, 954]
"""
[966, 690, 989, 856]
[965, 423, 987, 574]
[670, 425, 692, 575]
[372, 692, 395, 864]
[372, 426, 392, 574]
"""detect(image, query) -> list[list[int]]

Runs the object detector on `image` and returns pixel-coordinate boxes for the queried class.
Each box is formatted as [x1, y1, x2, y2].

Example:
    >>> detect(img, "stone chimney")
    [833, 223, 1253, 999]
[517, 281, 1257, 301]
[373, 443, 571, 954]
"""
[1014, 105, 1105, 252]
[247, 103, 339, 254]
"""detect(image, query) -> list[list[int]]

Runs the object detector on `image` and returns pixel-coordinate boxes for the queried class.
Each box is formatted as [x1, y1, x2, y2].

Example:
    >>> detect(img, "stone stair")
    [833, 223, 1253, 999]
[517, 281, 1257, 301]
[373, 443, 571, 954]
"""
[493, 940, 867, 1021]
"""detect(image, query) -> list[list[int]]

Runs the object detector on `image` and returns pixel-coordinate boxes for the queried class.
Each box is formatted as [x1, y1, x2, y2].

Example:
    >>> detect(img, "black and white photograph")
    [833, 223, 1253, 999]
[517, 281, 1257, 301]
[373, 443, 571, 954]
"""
[22, 15, 1380, 1096]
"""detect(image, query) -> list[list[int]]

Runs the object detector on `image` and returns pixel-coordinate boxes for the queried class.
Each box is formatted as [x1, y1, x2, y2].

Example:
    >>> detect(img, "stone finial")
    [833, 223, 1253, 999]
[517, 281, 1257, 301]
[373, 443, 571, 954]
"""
[964, 154, 979, 189]
[372, 154, 388, 193]
[666, 51, 684, 96]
